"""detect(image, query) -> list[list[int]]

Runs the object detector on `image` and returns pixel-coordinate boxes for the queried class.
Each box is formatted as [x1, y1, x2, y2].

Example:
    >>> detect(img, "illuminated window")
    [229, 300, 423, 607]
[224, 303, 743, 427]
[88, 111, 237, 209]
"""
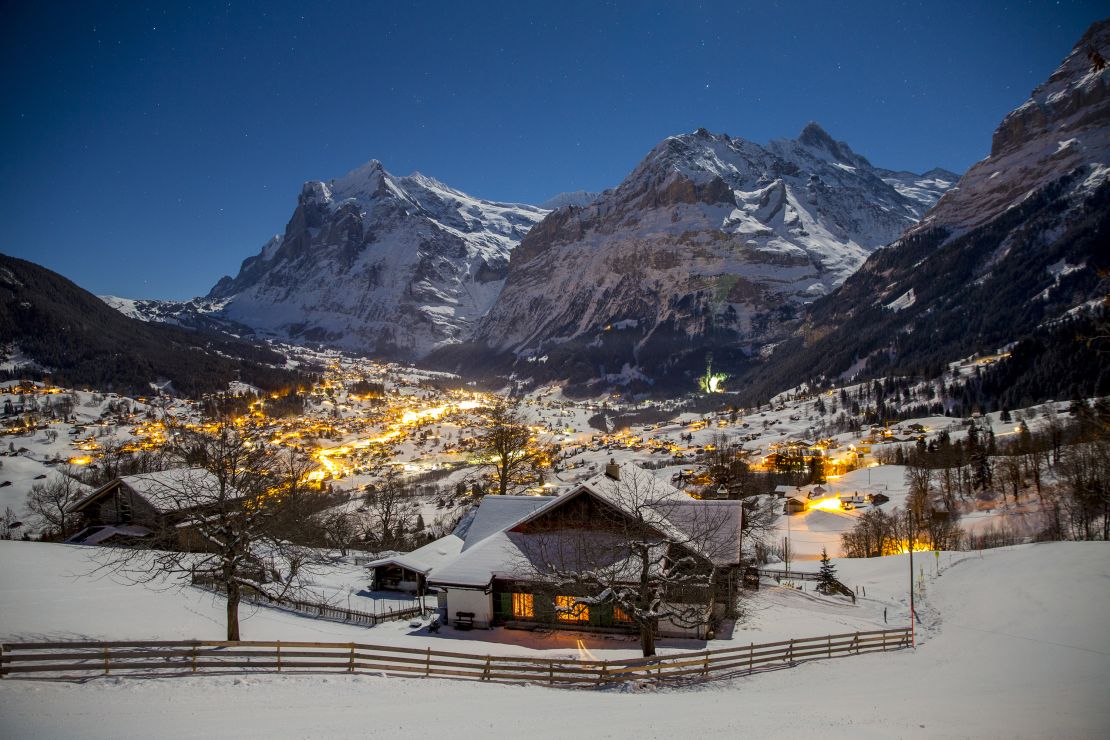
[512, 592, 534, 618]
[614, 605, 633, 623]
[556, 595, 589, 623]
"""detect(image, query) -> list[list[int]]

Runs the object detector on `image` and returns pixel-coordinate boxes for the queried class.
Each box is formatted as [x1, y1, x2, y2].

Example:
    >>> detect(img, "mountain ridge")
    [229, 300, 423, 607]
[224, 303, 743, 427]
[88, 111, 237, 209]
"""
[456, 121, 956, 391]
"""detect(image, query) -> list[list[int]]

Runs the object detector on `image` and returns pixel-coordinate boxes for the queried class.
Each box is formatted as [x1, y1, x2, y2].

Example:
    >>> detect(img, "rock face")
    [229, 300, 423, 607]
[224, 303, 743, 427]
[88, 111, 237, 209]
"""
[739, 18, 1110, 404]
[469, 124, 955, 388]
[909, 18, 1110, 239]
[205, 161, 548, 358]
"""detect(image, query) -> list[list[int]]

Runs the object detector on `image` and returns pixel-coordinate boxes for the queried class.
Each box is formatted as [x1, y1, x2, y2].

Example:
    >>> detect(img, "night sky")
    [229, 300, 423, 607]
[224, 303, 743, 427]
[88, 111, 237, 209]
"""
[1, 1, 1105, 300]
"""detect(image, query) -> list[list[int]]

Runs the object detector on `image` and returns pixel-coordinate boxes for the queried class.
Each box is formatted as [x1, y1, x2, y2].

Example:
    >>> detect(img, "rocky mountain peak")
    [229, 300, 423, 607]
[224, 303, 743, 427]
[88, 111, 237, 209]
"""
[991, 18, 1109, 157]
[470, 123, 957, 390]
[913, 17, 1110, 237]
[200, 159, 548, 358]
[796, 121, 837, 150]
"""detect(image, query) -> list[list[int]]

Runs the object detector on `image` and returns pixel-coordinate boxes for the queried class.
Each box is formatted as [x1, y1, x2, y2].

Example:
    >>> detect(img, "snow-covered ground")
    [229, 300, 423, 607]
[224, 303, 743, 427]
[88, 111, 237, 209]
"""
[2, 540, 1108, 738]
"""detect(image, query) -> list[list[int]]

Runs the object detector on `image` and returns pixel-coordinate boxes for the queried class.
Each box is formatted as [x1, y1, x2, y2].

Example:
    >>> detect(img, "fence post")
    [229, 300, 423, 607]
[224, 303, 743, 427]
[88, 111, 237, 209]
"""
[748, 642, 753, 673]
[702, 650, 710, 677]
[597, 664, 607, 686]
[349, 643, 355, 672]
[854, 631, 859, 654]
[483, 655, 491, 681]
[827, 635, 831, 658]
[276, 641, 281, 673]
[425, 647, 431, 678]
[191, 643, 198, 673]
[103, 645, 110, 675]
[882, 631, 887, 652]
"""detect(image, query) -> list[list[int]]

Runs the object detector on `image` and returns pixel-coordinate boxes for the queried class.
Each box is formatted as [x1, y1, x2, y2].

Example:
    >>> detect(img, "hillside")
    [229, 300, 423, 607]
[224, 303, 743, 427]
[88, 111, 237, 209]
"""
[0, 254, 304, 395]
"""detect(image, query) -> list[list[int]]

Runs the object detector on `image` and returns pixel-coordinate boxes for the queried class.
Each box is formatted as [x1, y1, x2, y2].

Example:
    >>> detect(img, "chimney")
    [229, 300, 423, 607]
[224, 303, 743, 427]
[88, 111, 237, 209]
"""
[605, 459, 620, 481]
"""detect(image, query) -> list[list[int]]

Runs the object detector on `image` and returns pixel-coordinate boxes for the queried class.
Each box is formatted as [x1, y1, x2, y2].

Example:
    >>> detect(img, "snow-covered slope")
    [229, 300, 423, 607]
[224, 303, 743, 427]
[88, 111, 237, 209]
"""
[3, 540, 1106, 738]
[203, 161, 548, 358]
[470, 124, 955, 387]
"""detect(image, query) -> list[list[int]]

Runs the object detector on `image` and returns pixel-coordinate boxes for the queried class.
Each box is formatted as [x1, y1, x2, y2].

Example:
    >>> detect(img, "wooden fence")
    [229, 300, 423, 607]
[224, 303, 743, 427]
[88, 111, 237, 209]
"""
[0, 628, 910, 685]
[191, 576, 425, 627]
[757, 567, 823, 581]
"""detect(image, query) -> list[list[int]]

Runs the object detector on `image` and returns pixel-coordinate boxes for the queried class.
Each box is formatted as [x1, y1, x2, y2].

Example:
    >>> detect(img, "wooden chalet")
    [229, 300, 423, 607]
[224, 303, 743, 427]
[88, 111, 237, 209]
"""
[65, 468, 230, 549]
[378, 463, 745, 638]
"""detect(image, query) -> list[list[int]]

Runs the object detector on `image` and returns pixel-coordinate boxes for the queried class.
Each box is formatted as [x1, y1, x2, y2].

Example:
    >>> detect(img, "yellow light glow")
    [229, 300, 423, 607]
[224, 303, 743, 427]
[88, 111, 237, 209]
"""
[69, 456, 92, 466]
[511, 592, 534, 618]
[556, 595, 589, 623]
[887, 540, 933, 555]
[807, 497, 844, 512]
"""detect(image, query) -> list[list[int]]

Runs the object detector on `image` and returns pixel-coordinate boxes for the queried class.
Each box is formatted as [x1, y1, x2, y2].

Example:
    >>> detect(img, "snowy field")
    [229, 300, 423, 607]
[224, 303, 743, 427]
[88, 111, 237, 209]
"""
[2, 540, 1108, 738]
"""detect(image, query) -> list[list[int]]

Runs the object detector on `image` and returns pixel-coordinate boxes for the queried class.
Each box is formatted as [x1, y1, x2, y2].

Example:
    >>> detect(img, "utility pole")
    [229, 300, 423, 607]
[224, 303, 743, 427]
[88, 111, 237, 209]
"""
[786, 505, 791, 575]
[908, 506, 915, 648]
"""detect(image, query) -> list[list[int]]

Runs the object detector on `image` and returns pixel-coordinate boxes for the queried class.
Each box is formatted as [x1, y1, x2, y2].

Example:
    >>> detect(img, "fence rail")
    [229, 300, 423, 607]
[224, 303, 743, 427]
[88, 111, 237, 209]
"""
[190, 577, 424, 627]
[0, 628, 911, 686]
[756, 568, 822, 581]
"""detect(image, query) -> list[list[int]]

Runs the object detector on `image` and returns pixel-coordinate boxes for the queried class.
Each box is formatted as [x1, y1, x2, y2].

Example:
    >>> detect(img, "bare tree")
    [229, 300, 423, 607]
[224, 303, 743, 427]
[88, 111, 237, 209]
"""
[513, 469, 742, 656]
[363, 473, 418, 550]
[476, 399, 546, 496]
[95, 423, 328, 640]
[320, 509, 362, 556]
[25, 467, 85, 539]
[1, 506, 22, 540]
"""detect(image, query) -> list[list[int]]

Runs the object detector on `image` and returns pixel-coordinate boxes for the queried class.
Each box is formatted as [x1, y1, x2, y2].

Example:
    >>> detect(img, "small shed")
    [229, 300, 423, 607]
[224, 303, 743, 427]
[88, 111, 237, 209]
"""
[366, 534, 465, 594]
[784, 497, 807, 515]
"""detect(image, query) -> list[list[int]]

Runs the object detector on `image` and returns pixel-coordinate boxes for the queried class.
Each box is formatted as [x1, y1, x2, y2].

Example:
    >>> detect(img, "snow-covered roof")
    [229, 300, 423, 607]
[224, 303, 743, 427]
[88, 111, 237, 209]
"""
[660, 499, 744, 567]
[366, 534, 465, 575]
[578, 463, 684, 502]
[459, 495, 554, 551]
[69, 468, 234, 515]
[426, 531, 525, 587]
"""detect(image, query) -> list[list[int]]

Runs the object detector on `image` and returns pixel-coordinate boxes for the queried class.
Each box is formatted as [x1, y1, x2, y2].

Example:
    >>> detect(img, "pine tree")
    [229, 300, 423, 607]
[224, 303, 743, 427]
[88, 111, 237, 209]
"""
[817, 547, 838, 595]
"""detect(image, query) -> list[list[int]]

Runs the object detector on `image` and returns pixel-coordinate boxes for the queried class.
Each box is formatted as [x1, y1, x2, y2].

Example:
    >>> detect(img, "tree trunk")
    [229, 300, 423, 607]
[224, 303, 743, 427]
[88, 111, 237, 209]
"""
[226, 581, 241, 641]
[640, 620, 656, 657]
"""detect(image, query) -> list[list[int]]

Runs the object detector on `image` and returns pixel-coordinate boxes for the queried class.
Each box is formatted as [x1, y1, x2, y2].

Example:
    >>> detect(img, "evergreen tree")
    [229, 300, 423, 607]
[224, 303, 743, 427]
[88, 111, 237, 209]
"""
[817, 547, 838, 595]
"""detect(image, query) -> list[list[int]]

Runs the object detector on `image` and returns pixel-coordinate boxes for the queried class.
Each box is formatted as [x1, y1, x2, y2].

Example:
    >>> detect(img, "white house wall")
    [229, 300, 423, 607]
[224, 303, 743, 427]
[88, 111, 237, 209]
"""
[442, 587, 493, 628]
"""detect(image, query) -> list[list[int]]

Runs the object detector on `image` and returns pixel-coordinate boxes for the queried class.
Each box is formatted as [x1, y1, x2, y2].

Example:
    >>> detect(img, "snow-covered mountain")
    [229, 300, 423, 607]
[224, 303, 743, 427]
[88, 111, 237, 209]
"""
[739, 18, 1110, 404]
[465, 123, 955, 387]
[201, 161, 548, 358]
[98, 295, 247, 335]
